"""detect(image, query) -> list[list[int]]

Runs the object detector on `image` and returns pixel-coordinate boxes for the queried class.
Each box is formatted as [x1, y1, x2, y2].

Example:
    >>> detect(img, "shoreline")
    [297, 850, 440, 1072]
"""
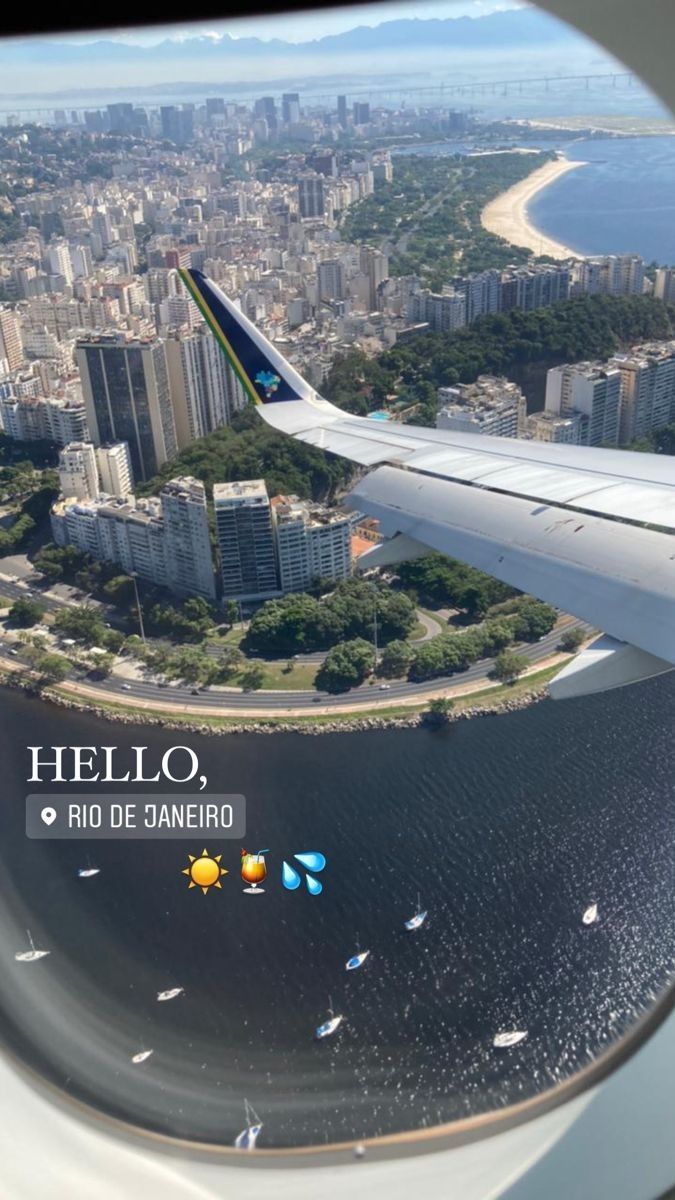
[481, 156, 588, 259]
[0, 655, 574, 735]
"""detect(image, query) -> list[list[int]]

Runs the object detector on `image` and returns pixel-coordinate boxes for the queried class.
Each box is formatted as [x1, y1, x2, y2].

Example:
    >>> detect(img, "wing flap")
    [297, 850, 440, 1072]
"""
[348, 466, 675, 666]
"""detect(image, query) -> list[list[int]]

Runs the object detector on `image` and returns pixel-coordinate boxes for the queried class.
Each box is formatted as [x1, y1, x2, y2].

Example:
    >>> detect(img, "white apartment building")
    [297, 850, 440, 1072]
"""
[407, 289, 466, 333]
[0, 308, 23, 372]
[273, 495, 352, 593]
[527, 410, 583, 444]
[96, 442, 133, 498]
[47, 240, 74, 286]
[214, 479, 280, 603]
[165, 326, 239, 447]
[545, 362, 621, 446]
[58, 442, 99, 500]
[51, 476, 215, 600]
[572, 255, 645, 297]
[654, 268, 675, 305]
[161, 476, 216, 600]
[437, 376, 527, 438]
[0, 393, 88, 446]
[610, 342, 675, 443]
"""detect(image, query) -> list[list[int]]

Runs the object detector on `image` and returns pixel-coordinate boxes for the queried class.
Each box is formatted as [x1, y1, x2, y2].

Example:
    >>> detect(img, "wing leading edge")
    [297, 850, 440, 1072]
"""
[182, 268, 675, 695]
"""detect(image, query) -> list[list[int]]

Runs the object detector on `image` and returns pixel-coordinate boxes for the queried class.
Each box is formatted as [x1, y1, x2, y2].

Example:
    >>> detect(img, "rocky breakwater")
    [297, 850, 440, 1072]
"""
[22, 681, 551, 735]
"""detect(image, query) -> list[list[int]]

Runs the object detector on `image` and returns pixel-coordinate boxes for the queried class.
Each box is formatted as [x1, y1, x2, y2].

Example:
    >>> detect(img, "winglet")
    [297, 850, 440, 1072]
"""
[180, 267, 317, 408]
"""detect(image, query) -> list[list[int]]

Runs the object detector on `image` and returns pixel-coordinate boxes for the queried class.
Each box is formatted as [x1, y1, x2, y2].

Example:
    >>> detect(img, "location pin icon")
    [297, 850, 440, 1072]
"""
[40, 807, 57, 826]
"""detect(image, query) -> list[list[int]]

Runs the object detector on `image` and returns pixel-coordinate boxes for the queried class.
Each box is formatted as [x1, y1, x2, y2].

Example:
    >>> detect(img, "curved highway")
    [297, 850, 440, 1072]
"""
[0, 571, 590, 713]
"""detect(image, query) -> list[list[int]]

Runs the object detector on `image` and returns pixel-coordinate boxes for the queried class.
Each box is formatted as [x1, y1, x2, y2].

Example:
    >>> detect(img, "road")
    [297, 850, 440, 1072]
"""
[0, 567, 589, 714]
[73, 617, 589, 713]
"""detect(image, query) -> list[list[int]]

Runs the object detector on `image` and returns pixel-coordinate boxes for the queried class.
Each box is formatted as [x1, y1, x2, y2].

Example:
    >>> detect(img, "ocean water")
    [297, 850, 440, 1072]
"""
[528, 135, 675, 264]
[0, 679, 674, 1149]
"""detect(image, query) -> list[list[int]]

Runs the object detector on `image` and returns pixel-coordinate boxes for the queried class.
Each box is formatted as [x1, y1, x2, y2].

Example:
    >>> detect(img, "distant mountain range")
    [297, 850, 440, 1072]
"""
[1, 10, 580, 67]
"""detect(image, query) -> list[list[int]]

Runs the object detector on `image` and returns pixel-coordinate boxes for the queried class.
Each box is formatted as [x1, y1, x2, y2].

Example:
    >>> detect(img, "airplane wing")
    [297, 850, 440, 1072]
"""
[180, 267, 675, 698]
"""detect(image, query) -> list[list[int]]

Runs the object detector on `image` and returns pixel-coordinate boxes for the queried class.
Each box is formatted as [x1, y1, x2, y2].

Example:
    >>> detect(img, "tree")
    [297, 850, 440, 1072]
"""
[240, 662, 266, 691]
[512, 600, 557, 643]
[34, 652, 70, 683]
[492, 649, 529, 683]
[224, 599, 239, 628]
[8, 597, 45, 627]
[315, 639, 375, 693]
[379, 639, 414, 679]
[87, 652, 115, 679]
[207, 647, 243, 684]
[559, 627, 585, 652]
[425, 697, 455, 726]
[102, 575, 135, 607]
[53, 605, 106, 646]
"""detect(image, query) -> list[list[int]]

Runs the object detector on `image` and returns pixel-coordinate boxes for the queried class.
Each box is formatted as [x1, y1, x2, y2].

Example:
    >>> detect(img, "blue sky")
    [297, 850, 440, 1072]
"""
[71, 1, 524, 46]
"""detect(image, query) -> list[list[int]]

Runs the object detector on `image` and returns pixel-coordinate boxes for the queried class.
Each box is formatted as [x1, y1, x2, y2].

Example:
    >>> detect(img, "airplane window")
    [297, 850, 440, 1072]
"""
[0, 0, 673, 1161]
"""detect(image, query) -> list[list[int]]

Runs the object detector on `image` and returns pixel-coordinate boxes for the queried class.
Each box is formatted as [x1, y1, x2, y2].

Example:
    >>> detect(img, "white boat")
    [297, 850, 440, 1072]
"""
[346, 950, 370, 971]
[404, 894, 428, 931]
[493, 1030, 528, 1048]
[15, 930, 50, 963]
[316, 1014, 344, 1039]
[157, 986, 184, 1002]
[131, 1049, 154, 1064]
[582, 903, 598, 925]
[234, 1100, 263, 1151]
[77, 867, 100, 878]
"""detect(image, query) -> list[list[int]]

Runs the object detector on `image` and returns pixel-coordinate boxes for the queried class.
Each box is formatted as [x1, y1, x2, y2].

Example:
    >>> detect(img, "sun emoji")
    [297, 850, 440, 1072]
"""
[182, 849, 228, 895]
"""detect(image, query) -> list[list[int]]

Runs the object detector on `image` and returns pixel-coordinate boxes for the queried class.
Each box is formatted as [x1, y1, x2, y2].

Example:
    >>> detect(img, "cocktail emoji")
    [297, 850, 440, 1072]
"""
[241, 849, 268, 894]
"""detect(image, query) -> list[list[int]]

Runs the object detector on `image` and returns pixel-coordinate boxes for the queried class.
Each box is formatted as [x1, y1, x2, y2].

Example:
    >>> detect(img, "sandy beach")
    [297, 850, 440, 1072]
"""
[481, 156, 588, 259]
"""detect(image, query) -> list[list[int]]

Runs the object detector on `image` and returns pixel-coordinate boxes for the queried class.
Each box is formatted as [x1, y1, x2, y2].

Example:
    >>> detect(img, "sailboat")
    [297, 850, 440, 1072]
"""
[493, 1030, 528, 1048]
[15, 930, 50, 962]
[234, 1099, 263, 1150]
[582, 903, 598, 925]
[315, 995, 344, 1040]
[131, 1049, 154, 1064]
[404, 894, 428, 931]
[157, 986, 184, 1002]
[78, 857, 100, 878]
[345, 935, 370, 971]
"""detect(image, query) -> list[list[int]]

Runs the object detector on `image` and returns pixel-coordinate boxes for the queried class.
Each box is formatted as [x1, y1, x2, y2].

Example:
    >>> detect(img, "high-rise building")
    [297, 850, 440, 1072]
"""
[254, 96, 277, 130]
[545, 362, 621, 446]
[281, 93, 300, 124]
[407, 289, 465, 333]
[214, 480, 280, 602]
[96, 442, 133, 498]
[359, 246, 389, 311]
[458, 270, 501, 323]
[353, 101, 371, 125]
[273, 495, 352, 593]
[317, 260, 345, 303]
[165, 327, 238, 448]
[58, 442, 99, 500]
[437, 376, 526, 438]
[51, 477, 215, 601]
[160, 476, 216, 600]
[297, 176, 325, 219]
[76, 334, 177, 482]
[0, 308, 23, 372]
[654, 267, 675, 304]
[500, 264, 570, 311]
[0, 393, 88, 446]
[106, 103, 136, 134]
[526, 411, 583, 444]
[337, 95, 348, 128]
[572, 255, 644, 297]
[160, 105, 194, 145]
[610, 342, 675, 442]
[47, 240, 74, 286]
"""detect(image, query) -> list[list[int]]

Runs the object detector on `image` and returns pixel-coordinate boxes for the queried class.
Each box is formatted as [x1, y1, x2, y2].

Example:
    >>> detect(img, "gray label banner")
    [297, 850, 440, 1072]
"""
[25, 793, 246, 839]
